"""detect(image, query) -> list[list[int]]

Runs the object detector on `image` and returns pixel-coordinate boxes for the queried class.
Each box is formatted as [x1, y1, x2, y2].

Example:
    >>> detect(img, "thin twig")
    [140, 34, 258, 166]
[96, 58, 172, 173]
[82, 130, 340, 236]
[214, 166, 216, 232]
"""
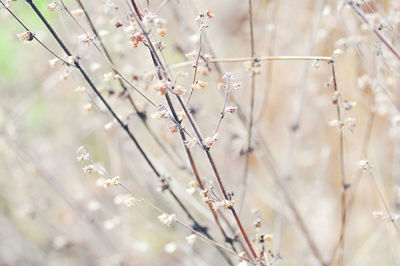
[23, 0, 211, 247]
[186, 16, 204, 105]
[73, 0, 187, 171]
[165, 93, 240, 260]
[349, 1, 400, 61]
[168, 55, 334, 69]
[0, 0, 70, 66]
[331, 62, 347, 266]
[239, 0, 256, 216]
[118, 183, 252, 264]
[128, 0, 258, 260]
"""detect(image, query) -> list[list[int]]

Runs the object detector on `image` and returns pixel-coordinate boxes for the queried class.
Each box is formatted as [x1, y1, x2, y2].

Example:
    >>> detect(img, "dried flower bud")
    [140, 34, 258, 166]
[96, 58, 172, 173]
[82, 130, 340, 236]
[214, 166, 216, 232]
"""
[49, 58, 60, 67]
[176, 71, 189, 78]
[332, 48, 344, 58]
[169, 125, 178, 133]
[185, 234, 197, 245]
[17, 31, 34, 42]
[67, 56, 77, 65]
[158, 213, 176, 226]
[206, 10, 214, 18]
[232, 83, 241, 90]
[225, 106, 238, 114]
[192, 80, 208, 90]
[177, 111, 187, 120]
[124, 197, 136, 207]
[75, 86, 86, 94]
[151, 110, 168, 120]
[185, 137, 198, 148]
[343, 100, 357, 110]
[202, 196, 212, 204]
[157, 28, 166, 37]
[103, 178, 112, 187]
[185, 50, 197, 61]
[256, 234, 273, 243]
[372, 211, 385, 220]
[153, 81, 167, 95]
[83, 103, 93, 112]
[104, 122, 114, 130]
[71, 9, 84, 16]
[358, 160, 373, 172]
[48, 2, 58, 11]
[197, 66, 210, 76]
[111, 176, 120, 186]
[164, 242, 177, 254]
[173, 85, 186, 95]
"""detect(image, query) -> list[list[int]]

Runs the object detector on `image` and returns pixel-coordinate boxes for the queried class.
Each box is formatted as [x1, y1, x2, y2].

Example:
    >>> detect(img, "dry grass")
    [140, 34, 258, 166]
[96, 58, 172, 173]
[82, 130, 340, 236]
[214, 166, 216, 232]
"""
[0, 0, 400, 265]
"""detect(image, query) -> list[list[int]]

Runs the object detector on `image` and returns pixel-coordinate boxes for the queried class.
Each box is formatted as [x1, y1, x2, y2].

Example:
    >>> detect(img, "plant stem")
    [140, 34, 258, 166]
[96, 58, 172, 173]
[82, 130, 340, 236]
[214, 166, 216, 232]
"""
[349, 1, 400, 61]
[74, 0, 187, 171]
[128, 0, 258, 260]
[239, 0, 256, 216]
[24, 0, 210, 246]
[331, 62, 347, 266]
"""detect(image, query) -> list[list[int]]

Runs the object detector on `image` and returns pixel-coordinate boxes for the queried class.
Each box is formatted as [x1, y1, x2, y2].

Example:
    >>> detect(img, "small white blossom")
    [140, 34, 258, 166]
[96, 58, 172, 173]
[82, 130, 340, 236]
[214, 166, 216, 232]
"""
[104, 121, 114, 130]
[164, 242, 177, 254]
[124, 197, 136, 207]
[185, 234, 197, 245]
[83, 103, 92, 112]
[71, 9, 84, 16]
[332, 48, 344, 58]
[67, 56, 76, 65]
[192, 80, 208, 90]
[83, 164, 96, 174]
[103, 179, 112, 187]
[204, 133, 218, 147]
[49, 58, 60, 67]
[111, 176, 120, 186]
[232, 82, 241, 90]
[75, 86, 86, 94]
[372, 211, 385, 220]
[87, 200, 101, 211]
[225, 106, 238, 113]
[90, 63, 102, 72]
[184, 137, 198, 148]
[358, 160, 373, 172]
[151, 110, 168, 120]
[158, 213, 176, 226]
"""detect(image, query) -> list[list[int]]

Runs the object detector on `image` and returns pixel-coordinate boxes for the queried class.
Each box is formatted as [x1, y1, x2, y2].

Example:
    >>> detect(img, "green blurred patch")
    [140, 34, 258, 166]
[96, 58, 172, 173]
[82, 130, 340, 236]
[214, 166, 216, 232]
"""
[0, 0, 55, 79]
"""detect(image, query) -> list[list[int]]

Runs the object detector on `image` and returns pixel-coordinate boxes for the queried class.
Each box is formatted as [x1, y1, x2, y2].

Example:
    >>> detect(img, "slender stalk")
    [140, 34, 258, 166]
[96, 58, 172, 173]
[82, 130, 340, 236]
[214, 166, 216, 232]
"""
[213, 77, 234, 136]
[186, 16, 204, 105]
[369, 171, 400, 233]
[349, 1, 400, 61]
[0, 0, 69, 66]
[256, 137, 326, 265]
[74, 0, 187, 171]
[128, 0, 258, 260]
[165, 93, 241, 260]
[239, 0, 256, 216]
[331, 62, 347, 266]
[128, 3, 241, 258]
[4, 137, 117, 252]
[178, 92, 258, 259]
[197, 48, 325, 264]
[118, 183, 252, 264]
[142, 2, 326, 261]
[24, 0, 212, 247]
[169, 56, 334, 69]
[328, 110, 375, 265]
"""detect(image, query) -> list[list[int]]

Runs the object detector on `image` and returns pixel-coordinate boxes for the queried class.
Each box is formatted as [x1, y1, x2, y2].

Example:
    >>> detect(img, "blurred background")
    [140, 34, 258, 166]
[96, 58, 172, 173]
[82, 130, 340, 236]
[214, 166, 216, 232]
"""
[1, 0, 400, 265]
